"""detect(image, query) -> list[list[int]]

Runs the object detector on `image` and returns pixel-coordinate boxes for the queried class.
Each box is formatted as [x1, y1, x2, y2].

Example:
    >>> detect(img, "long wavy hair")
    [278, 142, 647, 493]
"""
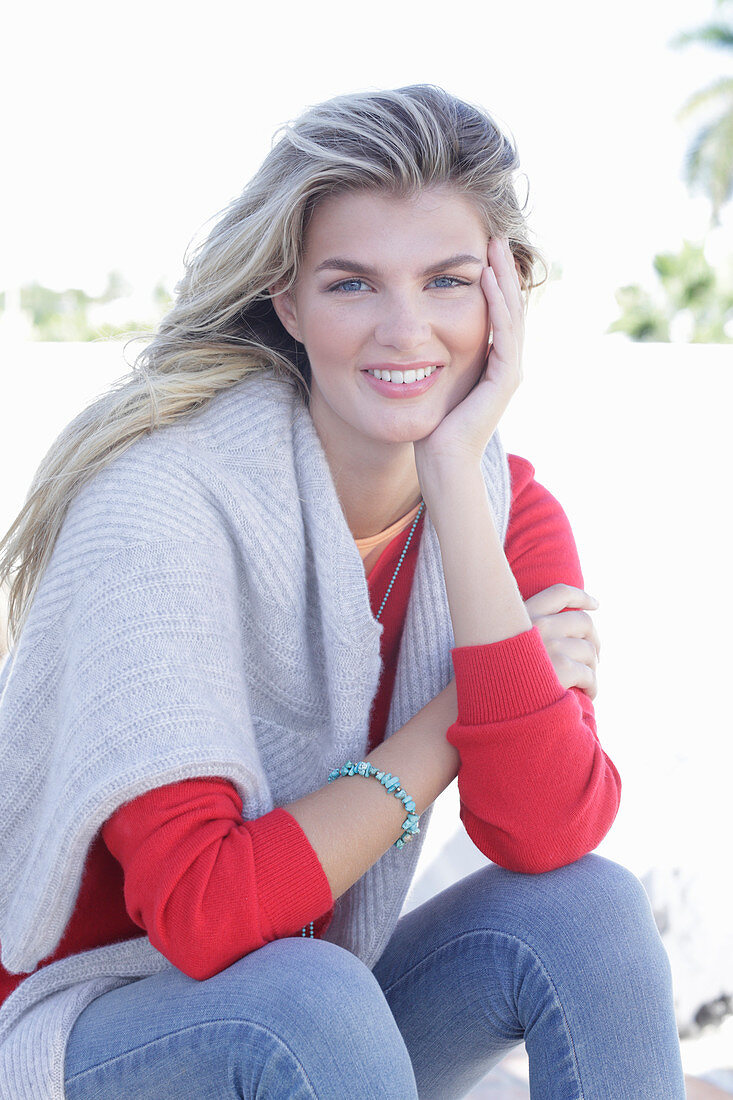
[0, 84, 546, 651]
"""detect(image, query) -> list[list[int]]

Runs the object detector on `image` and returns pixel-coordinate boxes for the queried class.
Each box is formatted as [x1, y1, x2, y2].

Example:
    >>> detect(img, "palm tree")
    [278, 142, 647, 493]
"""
[672, 0, 733, 225]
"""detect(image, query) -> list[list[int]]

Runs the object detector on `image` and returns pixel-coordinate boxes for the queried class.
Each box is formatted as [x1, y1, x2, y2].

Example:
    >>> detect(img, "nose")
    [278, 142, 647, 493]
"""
[373, 293, 432, 351]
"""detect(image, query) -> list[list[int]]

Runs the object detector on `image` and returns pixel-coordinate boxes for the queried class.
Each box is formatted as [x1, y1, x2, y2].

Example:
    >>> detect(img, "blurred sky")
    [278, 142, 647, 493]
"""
[2, 0, 728, 338]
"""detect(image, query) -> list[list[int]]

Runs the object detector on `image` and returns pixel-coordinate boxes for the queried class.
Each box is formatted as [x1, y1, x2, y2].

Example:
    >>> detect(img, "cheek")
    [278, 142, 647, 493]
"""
[445, 297, 489, 358]
[301, 303, 362, 358]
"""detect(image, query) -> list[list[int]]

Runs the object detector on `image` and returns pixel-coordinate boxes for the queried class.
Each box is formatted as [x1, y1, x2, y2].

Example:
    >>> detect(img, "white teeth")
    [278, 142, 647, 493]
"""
[366, 365, 439, 383]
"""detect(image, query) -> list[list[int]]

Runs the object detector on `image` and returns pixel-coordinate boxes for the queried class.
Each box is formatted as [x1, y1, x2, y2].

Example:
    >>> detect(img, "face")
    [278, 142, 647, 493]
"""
[271, 187, 491, 457]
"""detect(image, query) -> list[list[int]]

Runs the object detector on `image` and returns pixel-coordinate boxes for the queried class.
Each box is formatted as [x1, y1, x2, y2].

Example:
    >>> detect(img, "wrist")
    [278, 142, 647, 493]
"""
[419, 461, 487, 531]
[426, 475, 531, 648]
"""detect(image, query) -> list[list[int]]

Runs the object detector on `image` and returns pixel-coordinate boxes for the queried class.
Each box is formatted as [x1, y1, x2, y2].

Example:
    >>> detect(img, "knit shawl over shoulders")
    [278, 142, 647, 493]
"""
[0, 371, 511, 1099]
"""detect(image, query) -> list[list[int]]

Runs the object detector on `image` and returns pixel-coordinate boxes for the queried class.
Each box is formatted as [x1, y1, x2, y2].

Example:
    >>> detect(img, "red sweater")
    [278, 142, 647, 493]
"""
[0, 455, 621, 996]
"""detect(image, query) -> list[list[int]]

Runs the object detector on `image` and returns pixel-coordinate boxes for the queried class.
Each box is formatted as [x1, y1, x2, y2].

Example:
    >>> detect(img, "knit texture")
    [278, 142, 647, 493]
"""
[0, 371, 511, 1098]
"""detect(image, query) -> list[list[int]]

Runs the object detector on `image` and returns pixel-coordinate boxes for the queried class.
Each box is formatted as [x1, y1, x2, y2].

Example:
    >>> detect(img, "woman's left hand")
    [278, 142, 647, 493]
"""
[414, 235, 524, 478]
[525, 585, 601, 700]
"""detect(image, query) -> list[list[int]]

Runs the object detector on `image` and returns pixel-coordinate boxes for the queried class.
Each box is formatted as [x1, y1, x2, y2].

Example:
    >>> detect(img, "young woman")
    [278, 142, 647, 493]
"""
[0, 86, 686, 1098]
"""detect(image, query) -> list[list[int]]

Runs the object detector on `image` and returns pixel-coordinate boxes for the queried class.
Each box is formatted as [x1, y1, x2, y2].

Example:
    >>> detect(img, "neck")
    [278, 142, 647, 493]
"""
[311, 409, 422, 540]
[338, 454, 423, 541]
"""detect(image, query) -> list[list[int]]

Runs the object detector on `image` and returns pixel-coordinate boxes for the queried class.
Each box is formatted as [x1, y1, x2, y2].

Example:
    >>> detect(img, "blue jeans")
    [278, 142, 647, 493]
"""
[63, 854, 686, 1098]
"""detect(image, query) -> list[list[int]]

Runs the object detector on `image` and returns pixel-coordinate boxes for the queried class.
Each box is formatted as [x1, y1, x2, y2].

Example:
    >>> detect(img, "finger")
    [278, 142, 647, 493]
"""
[524, 584, 599, 617]
[546, 636, 598, 671]
[490, 236, 523, 306]
[502, 237, 525, 317]
[487, 237, 524, 337]
[481, 264, 513, 327]
[504, 236, 522, 279]
[572, 660, 597, 699]
[533, 610, 600, 665]
[573, 666, 598, 700]
[480, 266, 518, 372]
[554, 654, 598, 699]
[543, 609, 597, 640]
[564, 612, 601, 662]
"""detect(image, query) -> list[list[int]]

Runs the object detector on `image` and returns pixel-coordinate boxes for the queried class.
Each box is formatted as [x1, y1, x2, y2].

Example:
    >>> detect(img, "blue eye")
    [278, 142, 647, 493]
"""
[429, 276, 469, 289]
[329, 278, 371, 293]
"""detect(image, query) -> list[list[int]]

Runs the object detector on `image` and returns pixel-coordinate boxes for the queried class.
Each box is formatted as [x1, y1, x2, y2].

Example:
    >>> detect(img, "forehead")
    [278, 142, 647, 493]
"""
[302, 188, 488, 263]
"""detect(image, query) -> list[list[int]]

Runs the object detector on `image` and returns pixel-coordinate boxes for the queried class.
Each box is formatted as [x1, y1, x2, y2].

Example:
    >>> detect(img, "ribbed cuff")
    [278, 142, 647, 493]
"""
[246, 807, 334, 939]
[451, 625, 565, 725]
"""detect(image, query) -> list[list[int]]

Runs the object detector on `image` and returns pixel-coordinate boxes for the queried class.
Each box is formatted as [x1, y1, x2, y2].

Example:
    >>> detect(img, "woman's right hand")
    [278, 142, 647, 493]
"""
[414, 235, 524, 485]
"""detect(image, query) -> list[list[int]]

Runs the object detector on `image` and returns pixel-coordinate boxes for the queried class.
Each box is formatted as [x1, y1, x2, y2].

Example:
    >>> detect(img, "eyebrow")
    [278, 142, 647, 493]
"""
[313, 253, 483, 277]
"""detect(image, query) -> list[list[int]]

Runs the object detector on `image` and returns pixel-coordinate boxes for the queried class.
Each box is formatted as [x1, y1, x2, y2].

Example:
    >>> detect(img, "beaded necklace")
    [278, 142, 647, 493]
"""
[300, 501, 425, 939]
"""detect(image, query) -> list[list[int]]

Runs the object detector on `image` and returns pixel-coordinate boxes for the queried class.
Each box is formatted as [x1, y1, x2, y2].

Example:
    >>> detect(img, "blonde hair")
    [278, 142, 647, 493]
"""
[0, 84, 545, 650]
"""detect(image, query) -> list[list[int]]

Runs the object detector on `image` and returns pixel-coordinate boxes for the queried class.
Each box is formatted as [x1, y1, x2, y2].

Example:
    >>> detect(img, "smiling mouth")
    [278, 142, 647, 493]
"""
[364, 365, 440, 384]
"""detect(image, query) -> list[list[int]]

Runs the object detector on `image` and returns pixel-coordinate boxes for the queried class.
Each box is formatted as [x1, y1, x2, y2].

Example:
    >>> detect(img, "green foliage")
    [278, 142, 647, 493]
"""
[4, 271, 172, 341]
[672, 2, 733, 223]
[609, 240, 733, 342]
[609, 287, 671, 342]
[613, 7, 733, 342]
[671, 21, 733, 52]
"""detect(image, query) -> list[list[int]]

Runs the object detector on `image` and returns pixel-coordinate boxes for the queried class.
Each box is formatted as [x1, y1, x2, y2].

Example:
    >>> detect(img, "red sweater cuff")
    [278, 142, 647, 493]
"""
[451, 625, 565, 725]
[246, 807, 334, 938]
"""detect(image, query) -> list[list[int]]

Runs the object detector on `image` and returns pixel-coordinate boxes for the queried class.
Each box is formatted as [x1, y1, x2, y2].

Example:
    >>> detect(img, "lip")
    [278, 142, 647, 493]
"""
[360, 365, 443, 398]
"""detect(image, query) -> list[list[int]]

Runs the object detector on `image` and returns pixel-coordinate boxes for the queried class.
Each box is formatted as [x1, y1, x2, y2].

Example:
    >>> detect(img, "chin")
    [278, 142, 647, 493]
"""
[366, 415, 443, 446]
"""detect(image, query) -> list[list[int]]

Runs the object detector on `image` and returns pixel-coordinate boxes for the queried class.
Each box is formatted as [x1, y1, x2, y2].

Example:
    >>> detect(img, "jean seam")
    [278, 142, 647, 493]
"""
[380, 925, 585, 1100]
[65, 1016, 319, 1097]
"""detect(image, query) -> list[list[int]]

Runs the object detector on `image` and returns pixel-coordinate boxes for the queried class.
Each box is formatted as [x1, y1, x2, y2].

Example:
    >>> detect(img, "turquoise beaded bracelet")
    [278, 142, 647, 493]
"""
[327, 760, 420, 848]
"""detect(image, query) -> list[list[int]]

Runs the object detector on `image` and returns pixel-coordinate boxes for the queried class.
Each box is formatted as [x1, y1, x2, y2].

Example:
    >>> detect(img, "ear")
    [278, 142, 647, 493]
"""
[269, 281, 302, 342]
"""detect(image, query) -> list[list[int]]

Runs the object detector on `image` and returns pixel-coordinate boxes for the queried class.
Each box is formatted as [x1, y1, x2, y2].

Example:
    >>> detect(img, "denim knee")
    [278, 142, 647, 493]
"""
[220, 938, 419, 1098]
[527, 855, 665, 950]
[249, 936, 405, 1032]
[487, 854, 674, 992]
